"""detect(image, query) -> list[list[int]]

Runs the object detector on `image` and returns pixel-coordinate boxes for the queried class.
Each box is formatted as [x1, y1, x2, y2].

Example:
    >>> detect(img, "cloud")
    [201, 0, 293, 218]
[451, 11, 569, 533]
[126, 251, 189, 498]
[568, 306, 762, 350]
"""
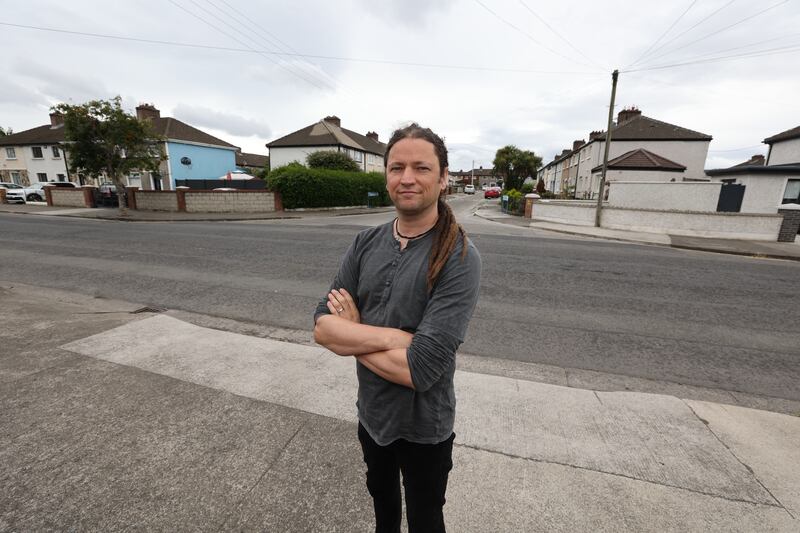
[355, 0, 455, 27]
[13, 60, 113, 105]
[172, 104, 272, 138]
[0, 78, 50, 108]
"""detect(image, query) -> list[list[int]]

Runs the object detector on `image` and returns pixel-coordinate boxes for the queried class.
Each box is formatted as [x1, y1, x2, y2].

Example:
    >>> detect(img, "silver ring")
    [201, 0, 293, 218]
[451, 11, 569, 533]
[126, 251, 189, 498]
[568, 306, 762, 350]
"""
[336, 307, 344, 313]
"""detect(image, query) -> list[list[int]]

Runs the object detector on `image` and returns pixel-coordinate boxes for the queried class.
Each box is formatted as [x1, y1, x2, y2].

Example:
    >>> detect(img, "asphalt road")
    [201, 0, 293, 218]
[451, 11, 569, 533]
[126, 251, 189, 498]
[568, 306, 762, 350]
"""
[1, 195, 798, 403]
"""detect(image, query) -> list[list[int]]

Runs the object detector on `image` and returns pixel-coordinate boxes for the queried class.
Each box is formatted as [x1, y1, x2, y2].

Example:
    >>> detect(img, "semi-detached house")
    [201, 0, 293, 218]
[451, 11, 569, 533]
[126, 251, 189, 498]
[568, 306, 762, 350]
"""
[266, 116, 386, 173]
[0, 104, 240, 191]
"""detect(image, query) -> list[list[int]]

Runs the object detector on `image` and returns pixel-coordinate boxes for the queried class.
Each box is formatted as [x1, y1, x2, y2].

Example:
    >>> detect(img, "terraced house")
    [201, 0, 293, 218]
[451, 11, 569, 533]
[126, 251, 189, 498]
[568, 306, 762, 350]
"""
[0, 113, 72, 186]
[539, 107, 712, 199]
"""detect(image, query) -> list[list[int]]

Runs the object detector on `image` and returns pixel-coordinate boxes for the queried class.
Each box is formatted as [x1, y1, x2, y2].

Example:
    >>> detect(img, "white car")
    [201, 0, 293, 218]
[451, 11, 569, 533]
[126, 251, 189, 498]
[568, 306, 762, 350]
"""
[0, 182, 26, 204]
[23, 181, 77, 202]
[464, 184, 475, 195]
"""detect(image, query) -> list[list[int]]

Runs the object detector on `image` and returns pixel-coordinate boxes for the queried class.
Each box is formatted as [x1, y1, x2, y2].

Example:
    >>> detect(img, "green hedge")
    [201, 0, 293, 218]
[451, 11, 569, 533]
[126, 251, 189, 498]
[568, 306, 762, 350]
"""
[267, 165, 392, 209]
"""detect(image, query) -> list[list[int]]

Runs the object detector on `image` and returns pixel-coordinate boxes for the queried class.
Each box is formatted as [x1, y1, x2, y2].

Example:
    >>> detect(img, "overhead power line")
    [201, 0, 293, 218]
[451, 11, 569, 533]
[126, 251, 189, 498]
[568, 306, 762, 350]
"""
[0, 21, 602, 76]
[636, 0, 790, 67]
[627, 0, 698, 68]
[200, 0, 344, 95]
[635, 0, 737, 65]
[166, 0, 335, 92]
[516, 0, 605, 71]
[623, 42, 800, 73]
[473, 0, 604, 72]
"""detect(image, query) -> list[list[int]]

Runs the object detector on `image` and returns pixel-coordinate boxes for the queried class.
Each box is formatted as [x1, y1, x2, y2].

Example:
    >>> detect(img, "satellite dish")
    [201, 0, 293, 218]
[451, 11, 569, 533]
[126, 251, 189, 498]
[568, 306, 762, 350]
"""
[180, 156, 192, 165]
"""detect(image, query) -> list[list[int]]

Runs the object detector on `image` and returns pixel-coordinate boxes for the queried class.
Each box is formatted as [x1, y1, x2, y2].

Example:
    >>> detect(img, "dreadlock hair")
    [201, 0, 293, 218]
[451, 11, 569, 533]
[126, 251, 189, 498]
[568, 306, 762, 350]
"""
[384, 123, 468, 292]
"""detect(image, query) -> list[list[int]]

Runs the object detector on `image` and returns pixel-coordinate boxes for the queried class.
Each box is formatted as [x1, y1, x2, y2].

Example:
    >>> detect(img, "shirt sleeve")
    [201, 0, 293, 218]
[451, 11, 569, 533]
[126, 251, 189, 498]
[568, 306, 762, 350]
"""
[406, 239, 481, 392]
[313, 235, 361, 324]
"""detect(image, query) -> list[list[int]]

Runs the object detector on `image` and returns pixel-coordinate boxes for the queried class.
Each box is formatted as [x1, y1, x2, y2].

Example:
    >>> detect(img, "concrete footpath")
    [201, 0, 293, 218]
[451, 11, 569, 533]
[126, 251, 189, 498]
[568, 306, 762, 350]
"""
[475, 205, 800, 261]
[1, 283, 798, 531]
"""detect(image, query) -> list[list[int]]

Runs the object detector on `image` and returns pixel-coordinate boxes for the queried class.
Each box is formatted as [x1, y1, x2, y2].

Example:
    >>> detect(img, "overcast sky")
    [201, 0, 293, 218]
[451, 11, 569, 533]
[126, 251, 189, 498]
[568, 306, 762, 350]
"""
[2, 0, 799, 171]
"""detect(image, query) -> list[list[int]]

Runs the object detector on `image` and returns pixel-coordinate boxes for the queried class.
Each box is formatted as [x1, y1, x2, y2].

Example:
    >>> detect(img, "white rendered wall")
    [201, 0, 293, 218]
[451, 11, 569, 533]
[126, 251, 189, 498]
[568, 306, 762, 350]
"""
[24, 145, 72, 182]
[767, 138, 800, 165]
[531, 201, 596, 226]
[608, 181, 721, 211]
[601, 169, 686, 183]
[603, 208, 781, 240]
[269, 146, 335, 169]
[708, 173, 788, 214]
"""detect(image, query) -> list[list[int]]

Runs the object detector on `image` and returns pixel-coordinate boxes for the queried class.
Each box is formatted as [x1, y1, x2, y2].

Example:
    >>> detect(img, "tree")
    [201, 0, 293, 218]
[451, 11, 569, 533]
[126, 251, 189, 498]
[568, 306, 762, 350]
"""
[306, 150, 361, 172]
[53, 97, 165, 214]
[0, 126, 12, 136]
[493, 145, 543, 191]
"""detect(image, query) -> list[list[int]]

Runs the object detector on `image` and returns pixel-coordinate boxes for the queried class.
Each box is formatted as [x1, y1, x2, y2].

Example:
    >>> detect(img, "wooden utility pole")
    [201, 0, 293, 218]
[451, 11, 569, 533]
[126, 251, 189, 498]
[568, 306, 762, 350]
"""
[595, 69, 619, 227]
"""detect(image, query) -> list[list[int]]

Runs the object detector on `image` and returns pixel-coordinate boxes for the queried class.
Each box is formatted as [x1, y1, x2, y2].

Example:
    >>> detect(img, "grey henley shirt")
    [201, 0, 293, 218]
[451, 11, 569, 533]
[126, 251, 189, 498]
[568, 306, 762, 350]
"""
[314, 220, 481, 446]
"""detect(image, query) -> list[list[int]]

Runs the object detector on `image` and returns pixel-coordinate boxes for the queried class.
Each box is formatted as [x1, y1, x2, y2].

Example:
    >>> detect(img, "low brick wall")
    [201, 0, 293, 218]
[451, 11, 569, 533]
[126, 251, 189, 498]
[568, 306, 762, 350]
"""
[184, 190, 276, 213]
[51, 188, 90, 208]
[137, 191, 179, 212]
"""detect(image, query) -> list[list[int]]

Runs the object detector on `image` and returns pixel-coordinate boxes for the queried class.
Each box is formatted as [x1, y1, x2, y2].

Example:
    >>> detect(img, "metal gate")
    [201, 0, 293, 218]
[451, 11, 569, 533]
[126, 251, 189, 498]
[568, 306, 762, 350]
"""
[716, 184, 745, 212]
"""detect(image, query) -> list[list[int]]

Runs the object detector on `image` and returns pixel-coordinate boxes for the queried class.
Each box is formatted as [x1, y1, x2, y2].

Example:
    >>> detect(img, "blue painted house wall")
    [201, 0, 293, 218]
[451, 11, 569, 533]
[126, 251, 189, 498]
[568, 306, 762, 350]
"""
[167, 141, 237, 187]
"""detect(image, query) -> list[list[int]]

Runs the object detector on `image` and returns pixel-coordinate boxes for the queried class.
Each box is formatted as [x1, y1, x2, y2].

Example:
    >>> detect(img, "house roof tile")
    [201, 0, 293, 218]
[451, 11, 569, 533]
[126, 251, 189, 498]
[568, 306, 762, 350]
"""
[267, 120, 386, 155]
[235, 152, 269, 167]
[594, 115, 712, 142]
[763, 125, 800, 144]
[150, 117, 238, 149]
[591, 148, 686, 173]
[0, 124, 65, 146]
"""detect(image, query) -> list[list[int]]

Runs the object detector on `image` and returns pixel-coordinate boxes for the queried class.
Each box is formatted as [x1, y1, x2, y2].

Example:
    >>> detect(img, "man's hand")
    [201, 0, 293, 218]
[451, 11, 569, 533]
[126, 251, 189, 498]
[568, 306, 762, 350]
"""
[326, 288, 360, 323]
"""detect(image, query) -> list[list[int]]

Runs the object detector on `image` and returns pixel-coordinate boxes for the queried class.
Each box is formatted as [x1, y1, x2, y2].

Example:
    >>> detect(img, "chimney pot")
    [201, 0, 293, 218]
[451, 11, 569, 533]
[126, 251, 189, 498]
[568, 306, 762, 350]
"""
[49, 112, 64, 127]
[323, 115, 341, 127]
[572, 139, 585, 151]
[617, 106, 642, 125]
[136, 103, 160, 121]
[366, 131, 379, 141]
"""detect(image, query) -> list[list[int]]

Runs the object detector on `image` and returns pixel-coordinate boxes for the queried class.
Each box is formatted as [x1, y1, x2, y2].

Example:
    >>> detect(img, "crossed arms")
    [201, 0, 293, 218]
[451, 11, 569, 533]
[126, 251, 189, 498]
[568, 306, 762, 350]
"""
[313, 288, 415, 389]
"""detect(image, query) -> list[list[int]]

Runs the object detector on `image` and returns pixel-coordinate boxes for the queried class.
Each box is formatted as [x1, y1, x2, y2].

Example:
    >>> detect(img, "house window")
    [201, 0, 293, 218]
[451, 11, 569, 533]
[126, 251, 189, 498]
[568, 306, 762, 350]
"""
[57, 174, 66, 182]
[31, 146, 43, 159]
[127, 172, 142, 187]
[52, 146, 61, 158]
[37, 173, 48, 182]
[368, 153, 375, 164]
[5, 147, 16, 159]
[784, 179, 800, 204]
[351, 149, 363, 163]
[10, 171, 21, 184]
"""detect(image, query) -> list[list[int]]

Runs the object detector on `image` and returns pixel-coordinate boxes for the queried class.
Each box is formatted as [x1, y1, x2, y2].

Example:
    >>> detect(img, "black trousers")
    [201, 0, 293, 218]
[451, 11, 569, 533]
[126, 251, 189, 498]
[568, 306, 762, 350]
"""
[358, 423, 455, 533]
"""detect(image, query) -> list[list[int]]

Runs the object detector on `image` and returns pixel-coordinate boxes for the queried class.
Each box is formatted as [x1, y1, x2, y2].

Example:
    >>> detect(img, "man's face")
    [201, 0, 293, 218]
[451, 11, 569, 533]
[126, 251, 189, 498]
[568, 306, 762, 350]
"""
[385, 138, 447, 218]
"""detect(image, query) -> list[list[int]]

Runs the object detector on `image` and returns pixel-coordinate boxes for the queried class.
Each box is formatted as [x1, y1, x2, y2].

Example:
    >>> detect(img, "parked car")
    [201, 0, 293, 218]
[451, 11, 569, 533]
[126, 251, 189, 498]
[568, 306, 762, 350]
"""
[96, 182, 120, 207]
[0, 182, 26, 204]
[464, 184, 475, 195]
[484, 188, 501, 199]
[23, 181, 77, 202]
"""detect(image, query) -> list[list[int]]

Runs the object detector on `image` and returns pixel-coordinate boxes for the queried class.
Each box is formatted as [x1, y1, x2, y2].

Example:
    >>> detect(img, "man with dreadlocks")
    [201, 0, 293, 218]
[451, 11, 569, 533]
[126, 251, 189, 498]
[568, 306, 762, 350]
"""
[314, 123, 481, 532]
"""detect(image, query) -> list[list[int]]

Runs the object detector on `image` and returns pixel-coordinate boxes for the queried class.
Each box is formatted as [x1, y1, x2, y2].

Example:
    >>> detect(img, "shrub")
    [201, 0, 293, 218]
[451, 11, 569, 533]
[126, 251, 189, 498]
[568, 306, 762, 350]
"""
[503, 188, 525, 215]
[306, 151, 361, 172]
[267, 165, 391, 209]
[520, 182, 535, 194]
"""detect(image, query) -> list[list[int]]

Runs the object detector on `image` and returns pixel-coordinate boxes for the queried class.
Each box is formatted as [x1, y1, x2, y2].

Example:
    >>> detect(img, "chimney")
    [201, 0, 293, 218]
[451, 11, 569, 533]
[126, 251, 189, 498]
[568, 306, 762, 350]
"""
[572, 139, 585, 151]
[751, 154, 765, 165]
[589, 130, 604, 141]
[136, 103, 161, 121]
[323, 115, 341, 127]
[366, 131, 379, 141]
[617, 106, 642, 125]
[49, 112, 64, 127]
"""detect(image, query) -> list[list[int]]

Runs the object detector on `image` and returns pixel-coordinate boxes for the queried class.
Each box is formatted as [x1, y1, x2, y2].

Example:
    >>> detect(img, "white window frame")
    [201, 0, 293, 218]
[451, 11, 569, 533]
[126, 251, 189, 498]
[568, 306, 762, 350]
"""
[31, 146, 44, 159]
[5, 147, 16, 159]
[10, 171, 22, 184]
[37, 172, 48, 182]
[56, 173, 67, 182]
[52, 146, 61, 158]
[127, 172, 142, 187]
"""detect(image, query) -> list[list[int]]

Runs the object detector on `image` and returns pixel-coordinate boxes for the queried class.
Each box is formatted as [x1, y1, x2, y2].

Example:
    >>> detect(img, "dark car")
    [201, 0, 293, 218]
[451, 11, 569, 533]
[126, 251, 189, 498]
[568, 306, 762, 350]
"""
[484, 188, 501, 199]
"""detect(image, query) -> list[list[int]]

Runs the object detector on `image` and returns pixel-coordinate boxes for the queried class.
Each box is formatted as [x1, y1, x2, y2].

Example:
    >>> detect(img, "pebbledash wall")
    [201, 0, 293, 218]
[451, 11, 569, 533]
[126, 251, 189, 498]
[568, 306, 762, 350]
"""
[136, 191, 179, 211]
[530, 199, 783, 241]
[49, 188, 89, 207]
[130, 188, 279, 213]
[184, 191, 276, 213]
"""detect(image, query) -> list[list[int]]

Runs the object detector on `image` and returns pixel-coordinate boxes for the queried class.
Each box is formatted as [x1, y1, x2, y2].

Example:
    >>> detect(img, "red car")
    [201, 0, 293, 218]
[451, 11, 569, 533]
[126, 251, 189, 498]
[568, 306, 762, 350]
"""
[484, 188, 501, 199]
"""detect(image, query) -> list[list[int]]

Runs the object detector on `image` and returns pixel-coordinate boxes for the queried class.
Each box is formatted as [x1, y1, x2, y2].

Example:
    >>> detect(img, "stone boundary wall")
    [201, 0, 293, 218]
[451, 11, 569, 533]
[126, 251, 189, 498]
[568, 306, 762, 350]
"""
[137, 191, 179, 212]
[50, 188, 89, 208]
[184, 191, 276, 213]
[777, 205, 800, 242]
[531, 200, 782, 241]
